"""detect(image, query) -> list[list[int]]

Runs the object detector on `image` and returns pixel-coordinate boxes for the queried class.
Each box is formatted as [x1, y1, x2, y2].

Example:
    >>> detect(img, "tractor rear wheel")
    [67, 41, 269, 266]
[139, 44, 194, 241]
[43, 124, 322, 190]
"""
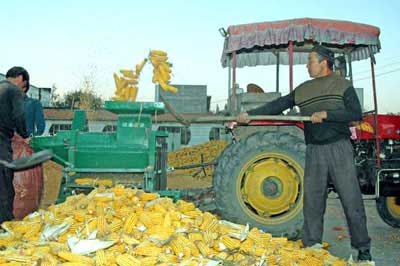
[376, 196, 400, 228]
[213, 131, 305, 239]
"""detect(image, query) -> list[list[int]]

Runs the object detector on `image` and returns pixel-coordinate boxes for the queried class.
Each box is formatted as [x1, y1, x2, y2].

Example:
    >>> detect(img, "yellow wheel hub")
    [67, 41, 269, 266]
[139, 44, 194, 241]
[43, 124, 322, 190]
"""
[386, 197, 400, 220]
[239, 153, 303, 224]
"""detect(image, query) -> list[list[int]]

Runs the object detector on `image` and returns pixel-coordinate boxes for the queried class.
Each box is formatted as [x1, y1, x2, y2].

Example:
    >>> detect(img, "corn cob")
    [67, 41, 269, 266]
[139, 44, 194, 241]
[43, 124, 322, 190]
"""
[139, 193, 158, 201]
[87, 201, 96, 215]
[110, 185, 126, 196]
[158, 79, 178, 93]
[109, 218, 123, 232]
[177, 201, 196, 212]
[219, 235, 241, 250]
[57, 251, 94, 265]
[123, 213, 138, 234]
[120, 70, 137, 79]
[120, 234, 140, 245]
[150, 50, 167, 57]
[61, 263, 93, 266]
[106, 243, 126, 253]
[200, 213, 219, 232]
[139, 256, 158, 266]
[95, 249, 107, 266]
[134, 244, 163, 257]
[135, 58, 148, 75]
[301, 255, 324, 266]
[159, 62, 171, 73]
[195, 241, 217, 258]
[115, 253, 140, 266]
[183, 210, 202, 218]
[158, 253, 178, 263]
[97, 215, 107, 237]
[169, 237, 185, 258]
[152, 203, 167, 213]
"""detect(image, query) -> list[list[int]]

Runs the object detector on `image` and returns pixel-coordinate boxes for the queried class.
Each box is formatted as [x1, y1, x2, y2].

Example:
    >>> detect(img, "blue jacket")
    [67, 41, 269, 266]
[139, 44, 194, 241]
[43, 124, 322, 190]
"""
[23, 96, 45, 136]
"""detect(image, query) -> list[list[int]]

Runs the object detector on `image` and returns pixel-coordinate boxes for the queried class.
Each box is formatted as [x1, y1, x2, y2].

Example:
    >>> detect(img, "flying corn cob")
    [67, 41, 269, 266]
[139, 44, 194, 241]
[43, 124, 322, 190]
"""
[135, 58, 148, 75]
[150, 50, 168, 57]
[120, 69, 137, 79]
[149, 50, 178, 93]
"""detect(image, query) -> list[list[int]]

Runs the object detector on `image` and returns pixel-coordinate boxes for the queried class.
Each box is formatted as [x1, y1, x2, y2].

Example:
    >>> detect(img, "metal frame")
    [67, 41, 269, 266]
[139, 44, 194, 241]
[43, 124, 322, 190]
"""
[369, 51, 381, 168]
[376, 168, 400, 197]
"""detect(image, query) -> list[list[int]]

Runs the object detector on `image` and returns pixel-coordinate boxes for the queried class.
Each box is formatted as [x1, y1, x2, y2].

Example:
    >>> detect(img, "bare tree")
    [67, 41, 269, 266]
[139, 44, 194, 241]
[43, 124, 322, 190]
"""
[62, 68, 104, 110]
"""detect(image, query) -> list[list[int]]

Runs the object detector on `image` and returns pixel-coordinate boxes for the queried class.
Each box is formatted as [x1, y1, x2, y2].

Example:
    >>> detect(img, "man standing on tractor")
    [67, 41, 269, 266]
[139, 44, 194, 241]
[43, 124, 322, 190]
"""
[238, 44, 372, 262]
[0, 67, 29, 224]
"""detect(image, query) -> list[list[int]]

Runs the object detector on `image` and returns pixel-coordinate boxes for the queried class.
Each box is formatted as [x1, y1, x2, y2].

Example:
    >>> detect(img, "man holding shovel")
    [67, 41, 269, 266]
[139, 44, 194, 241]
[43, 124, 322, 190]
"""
[0, 66, 29, 223]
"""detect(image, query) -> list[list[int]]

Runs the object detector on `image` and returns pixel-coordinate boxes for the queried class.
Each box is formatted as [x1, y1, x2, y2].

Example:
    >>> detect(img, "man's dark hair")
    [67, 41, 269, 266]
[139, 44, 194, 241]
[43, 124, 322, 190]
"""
[6, 66, 30, 92]
[312, 44, 334, 70]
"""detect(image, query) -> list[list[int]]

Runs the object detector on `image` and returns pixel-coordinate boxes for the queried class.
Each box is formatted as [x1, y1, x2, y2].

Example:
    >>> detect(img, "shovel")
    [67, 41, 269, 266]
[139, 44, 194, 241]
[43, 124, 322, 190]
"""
[0, 149, 53, 171]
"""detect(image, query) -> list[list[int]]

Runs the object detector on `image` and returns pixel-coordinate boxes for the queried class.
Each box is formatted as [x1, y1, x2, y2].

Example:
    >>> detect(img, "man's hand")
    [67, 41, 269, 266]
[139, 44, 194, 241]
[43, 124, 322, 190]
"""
[237, 112, 250, 124]
[311, 111, 327, 123]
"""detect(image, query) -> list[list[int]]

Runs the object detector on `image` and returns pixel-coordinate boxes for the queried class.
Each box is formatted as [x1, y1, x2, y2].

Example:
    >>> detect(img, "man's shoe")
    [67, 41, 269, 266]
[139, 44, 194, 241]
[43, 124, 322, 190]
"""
[358, 249, 372, 261]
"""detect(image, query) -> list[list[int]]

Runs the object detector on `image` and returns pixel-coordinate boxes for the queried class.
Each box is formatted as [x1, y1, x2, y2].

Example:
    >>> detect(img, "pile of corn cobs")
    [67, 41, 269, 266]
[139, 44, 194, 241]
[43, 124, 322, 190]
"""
[168, 140, 228, 182]
[0, 185, 347, 266]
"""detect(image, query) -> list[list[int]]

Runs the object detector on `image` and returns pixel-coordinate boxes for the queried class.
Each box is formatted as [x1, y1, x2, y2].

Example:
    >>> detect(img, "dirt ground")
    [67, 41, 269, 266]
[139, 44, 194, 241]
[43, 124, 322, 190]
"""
[323, 197, 400, 266]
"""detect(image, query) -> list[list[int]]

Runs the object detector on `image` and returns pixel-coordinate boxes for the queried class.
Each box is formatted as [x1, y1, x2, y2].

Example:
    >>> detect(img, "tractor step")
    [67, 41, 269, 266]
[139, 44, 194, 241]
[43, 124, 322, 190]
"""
[379, 180, 400, 197]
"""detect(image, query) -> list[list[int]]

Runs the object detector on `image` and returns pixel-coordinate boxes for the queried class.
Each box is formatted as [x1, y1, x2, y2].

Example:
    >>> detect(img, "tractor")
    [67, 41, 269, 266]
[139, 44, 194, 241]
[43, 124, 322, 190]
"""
[211, 18, 400, 239]
[30, 18, 400, 241]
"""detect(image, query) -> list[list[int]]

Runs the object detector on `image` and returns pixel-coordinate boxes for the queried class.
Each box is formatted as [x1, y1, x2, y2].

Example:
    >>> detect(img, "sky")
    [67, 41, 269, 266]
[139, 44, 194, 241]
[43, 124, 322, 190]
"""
[1, 0, 399, 113]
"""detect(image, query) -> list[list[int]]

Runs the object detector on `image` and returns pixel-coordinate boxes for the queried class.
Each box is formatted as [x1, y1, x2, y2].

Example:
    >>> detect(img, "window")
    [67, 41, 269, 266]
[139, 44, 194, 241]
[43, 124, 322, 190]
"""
[102, 125, 117, 132]
[158, 126, 191, 145]
[209, 127, 220, 141]
[180, 127, 191, 145]
[49, 124, 72, 135]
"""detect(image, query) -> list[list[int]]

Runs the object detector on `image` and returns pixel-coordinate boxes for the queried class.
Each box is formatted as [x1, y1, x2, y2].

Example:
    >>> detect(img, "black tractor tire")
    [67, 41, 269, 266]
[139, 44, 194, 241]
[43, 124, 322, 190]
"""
[376, 196, 400, 228]
[213, 131, 305, 239]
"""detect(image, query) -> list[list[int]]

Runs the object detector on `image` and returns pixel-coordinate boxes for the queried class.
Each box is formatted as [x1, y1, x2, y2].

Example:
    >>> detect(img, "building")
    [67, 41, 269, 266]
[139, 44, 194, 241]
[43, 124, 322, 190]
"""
[156, 84, 209, 113]
[152, 84, 230, 150]
[0, 73, 52, 107]
[43, 108, 117, 135]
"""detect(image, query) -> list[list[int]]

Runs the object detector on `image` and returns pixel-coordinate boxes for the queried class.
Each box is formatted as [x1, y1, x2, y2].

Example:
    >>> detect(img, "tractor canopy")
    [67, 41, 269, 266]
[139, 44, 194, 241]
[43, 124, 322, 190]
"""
[221, 18, 381, 68]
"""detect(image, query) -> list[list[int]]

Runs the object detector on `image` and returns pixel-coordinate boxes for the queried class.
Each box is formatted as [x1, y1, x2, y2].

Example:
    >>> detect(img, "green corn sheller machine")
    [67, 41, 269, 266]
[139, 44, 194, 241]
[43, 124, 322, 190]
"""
[30, 101, 181, 202]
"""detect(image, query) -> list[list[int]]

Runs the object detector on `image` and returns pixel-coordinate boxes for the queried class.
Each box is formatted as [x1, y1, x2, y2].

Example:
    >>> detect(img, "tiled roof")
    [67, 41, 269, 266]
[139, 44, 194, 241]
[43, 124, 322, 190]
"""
[44, 109, 117, 121]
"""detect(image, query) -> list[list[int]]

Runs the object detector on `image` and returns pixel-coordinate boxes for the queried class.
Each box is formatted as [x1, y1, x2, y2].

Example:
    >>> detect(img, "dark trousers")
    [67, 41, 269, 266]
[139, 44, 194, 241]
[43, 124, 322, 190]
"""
[0, 137, 14, 224]
[302, 138, 371, 250]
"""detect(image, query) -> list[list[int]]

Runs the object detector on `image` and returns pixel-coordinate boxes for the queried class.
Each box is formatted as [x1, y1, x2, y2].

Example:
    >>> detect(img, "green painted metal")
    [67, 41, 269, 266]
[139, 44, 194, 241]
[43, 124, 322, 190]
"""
[105, 101, 165, 115]
[158, 190, 181, 202]
[31, 101, 168, 202]
[72, 110, 88, 131]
